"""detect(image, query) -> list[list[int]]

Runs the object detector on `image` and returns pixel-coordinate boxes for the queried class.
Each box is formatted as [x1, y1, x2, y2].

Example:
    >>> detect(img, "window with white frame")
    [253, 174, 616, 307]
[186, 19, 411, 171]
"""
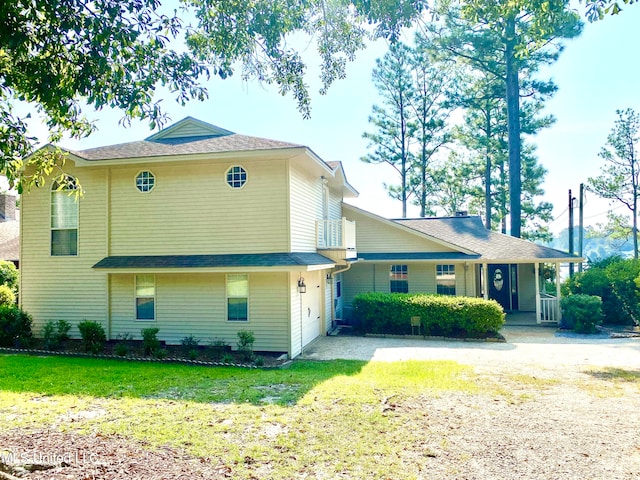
[136, 171, 155, 192]
[436, 264, 456, 295]
[226, 165, 247, 189]
[390, 265, 408, 293]
[227, 274, 248, 321]
[51, 177, 78, 256]
[135, 275, 156, 320]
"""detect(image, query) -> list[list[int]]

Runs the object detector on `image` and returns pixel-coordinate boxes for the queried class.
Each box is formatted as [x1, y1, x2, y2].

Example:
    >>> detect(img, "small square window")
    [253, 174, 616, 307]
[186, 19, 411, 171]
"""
[226, 166, 247, 189]
[436, 264, 456, 296]
[136, 171, 155, 192]
[390, 265, 408, 293]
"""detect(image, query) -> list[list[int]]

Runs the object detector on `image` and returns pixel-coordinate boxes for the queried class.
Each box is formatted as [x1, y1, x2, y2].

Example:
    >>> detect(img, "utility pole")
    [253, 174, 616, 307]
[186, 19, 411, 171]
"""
[578, 183, 584, 273]
[568, 189, 575, 278]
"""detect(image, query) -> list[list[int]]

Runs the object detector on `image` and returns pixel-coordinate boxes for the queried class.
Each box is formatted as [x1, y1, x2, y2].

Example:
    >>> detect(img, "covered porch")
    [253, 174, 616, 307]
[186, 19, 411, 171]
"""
[478, 261, 565, 326]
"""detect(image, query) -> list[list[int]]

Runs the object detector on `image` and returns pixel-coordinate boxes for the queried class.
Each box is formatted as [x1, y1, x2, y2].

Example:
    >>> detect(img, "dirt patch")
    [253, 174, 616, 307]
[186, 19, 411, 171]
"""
[0, 431, 231, 479]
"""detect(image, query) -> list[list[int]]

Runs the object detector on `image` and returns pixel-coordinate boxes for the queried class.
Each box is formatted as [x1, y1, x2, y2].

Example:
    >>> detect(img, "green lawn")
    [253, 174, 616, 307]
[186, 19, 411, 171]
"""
[0, 354, 484, 479]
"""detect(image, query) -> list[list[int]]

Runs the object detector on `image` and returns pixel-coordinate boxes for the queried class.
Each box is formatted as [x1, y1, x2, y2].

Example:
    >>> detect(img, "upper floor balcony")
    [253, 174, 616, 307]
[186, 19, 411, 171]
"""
[316, 218, 357, 262]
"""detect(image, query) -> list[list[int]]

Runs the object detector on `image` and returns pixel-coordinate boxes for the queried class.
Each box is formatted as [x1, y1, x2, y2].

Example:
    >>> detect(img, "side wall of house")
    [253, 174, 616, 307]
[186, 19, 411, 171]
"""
[109, 271, 290, 352]
[109, 158, 290, 255]
[20, 165, 109, 336]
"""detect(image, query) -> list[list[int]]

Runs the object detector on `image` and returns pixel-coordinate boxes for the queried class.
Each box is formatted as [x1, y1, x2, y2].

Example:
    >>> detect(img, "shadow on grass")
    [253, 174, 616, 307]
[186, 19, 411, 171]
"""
[0, 354, 366, 406]
[584, 367, 640, 383]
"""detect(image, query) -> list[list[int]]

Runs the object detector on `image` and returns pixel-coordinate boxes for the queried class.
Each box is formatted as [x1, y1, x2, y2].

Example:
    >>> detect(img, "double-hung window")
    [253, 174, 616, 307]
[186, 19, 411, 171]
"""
[51, 177, 78, 256]
[136, 275, 156, 320]
[390, 265, 408, 293]
[436, 264, 456, 295]
[227, 274, 249, 321]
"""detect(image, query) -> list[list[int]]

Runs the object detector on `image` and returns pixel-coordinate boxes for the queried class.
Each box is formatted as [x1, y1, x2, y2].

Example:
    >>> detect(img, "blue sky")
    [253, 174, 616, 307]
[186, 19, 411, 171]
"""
[31, 3, 640, 234]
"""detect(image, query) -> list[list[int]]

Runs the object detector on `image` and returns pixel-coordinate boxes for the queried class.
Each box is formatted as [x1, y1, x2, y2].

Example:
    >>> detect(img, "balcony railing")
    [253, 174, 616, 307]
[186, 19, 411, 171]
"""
[317, 218, 356, 254]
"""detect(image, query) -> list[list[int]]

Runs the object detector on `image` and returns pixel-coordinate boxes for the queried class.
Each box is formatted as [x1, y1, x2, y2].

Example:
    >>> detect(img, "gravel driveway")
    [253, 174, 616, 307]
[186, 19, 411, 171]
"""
[301, 326, 640, 479]
[302, 326, 640, 373]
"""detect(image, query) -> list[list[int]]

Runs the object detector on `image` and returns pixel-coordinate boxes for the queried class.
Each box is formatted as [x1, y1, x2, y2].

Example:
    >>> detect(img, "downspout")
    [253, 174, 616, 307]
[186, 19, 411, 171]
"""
[328, 261, 354, 328]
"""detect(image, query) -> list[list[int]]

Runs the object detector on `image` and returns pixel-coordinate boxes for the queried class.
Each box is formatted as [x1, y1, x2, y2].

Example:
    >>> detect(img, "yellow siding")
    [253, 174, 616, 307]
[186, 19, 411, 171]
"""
[329, 194, 342, 220]
[110, 272, 289, 352]
[289, 162, 344, 252]
[346, 208, 458, 253]
[289, 162, 321, 251]
[109, 159, 289, 255]
[20, 165, 108, 336]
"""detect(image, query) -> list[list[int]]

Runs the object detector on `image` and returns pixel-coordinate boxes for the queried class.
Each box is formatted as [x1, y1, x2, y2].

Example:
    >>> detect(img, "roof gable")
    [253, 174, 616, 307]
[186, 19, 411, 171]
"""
[145, 117, 233, 141]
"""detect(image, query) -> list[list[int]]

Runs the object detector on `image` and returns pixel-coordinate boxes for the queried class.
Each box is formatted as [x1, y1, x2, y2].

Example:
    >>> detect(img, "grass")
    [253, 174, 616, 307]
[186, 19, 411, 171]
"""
[0, 354, 483, 479]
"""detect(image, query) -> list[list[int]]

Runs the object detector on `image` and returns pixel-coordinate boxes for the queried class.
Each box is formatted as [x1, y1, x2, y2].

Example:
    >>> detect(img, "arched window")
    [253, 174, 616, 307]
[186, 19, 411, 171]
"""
[51, 176, 78, 256]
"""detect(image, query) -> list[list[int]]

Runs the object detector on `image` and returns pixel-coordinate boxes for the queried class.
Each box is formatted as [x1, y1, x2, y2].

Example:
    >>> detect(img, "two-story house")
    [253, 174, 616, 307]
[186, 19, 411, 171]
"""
[20, 117, 577, 358]
[20, 117, 357, 358]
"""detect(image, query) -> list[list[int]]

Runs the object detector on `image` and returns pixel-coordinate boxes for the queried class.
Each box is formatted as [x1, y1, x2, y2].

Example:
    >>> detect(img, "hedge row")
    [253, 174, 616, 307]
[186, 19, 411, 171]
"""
[352, 292, 505, 337]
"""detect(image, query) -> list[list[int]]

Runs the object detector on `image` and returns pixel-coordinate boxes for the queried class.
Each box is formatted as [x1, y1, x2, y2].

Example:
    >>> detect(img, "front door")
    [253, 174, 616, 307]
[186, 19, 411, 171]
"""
[488, 264, 511, 311]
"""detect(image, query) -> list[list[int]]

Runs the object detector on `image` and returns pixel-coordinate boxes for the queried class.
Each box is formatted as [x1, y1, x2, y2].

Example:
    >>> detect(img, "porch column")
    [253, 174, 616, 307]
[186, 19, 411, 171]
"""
[482, 263, 489, 300]
[556, 261, 562, 322]
[534, 262, 541, 324]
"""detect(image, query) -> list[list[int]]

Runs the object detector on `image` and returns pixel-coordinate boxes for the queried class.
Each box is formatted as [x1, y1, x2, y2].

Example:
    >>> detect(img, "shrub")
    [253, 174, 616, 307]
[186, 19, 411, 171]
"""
[181, 335, 200, 355]
[207, 338, 229, 360]
[0, 305, 33, 347]
[237, 330, 255, 361]
[352, 292, 505, 337]
[563, 257, 640, 325]
[153, 348, 168, 359]
[78, 320, 106, 354]
[114, 342, 129, 357]
[141, 327, 161, 356]
[42, 319, 71, 350]
[561, 294, 603, 334]
[0, 285, 15, 306]
[0, 261, 18, 293]
[187, 349, 199, 360]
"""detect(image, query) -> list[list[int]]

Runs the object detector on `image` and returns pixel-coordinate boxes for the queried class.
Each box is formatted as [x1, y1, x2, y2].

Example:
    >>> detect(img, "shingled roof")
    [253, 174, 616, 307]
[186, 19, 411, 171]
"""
[395, 215, 578, 262]
[68, 117, 303, 161]
[93, 253, 335, 270]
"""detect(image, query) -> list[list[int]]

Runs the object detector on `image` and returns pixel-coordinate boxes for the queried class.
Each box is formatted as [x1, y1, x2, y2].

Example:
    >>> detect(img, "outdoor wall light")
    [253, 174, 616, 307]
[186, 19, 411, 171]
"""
[297, 278, 307, 294]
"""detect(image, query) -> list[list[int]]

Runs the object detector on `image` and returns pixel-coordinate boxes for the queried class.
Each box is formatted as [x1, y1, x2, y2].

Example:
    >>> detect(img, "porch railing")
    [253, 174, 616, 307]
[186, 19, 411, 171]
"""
[540, 294, 560, 324]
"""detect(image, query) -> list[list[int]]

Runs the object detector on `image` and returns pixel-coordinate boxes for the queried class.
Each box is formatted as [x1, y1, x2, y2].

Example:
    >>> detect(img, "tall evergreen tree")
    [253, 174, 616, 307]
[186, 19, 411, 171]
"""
[408, 34, 455, 217]
[431, 0, 582, 237]
[588, 108, 640, 259]
[361, 43, 416, 218]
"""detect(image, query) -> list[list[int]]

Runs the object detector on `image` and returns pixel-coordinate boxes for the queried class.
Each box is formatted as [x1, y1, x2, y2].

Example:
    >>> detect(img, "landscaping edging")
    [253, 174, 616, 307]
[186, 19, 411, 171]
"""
[364, 333, 506, 343]
[0, 346, 292, 369]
